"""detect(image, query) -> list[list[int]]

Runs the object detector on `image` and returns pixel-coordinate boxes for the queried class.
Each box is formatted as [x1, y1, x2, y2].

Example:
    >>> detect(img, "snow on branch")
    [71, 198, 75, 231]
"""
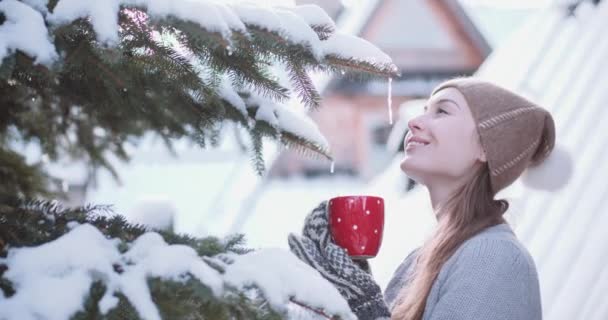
[322, 33, 394, 66]
[0, 224, 354, 320]
[249, 94, 330, 157]
[0, 0, 397, 180]
[0, 0, 57, 64]
[223, 249, 354, 319]
[4, 0, 395, 69]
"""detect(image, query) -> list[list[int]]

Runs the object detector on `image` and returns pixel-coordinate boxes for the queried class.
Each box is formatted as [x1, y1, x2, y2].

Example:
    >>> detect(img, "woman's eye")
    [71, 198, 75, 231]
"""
[438, 108, 448, 114]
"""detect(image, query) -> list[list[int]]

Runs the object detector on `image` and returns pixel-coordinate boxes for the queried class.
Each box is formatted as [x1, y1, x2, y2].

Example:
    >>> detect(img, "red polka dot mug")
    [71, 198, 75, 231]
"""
[328, 195, 385, 259]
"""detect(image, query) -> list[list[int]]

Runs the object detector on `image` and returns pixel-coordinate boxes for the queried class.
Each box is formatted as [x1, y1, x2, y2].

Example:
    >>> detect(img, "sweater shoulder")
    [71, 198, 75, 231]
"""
[467, 224, 534, 260]
[441, 224, 537, 280]
[424, 226, 543, 320]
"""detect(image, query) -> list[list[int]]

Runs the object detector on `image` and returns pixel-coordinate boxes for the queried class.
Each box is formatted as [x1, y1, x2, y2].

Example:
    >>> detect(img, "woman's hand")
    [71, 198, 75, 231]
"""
[300, 200, 371, 272]
[301, 200, 332, 253]
[288, 234, 390, 319]
[288, 201, 390, 319]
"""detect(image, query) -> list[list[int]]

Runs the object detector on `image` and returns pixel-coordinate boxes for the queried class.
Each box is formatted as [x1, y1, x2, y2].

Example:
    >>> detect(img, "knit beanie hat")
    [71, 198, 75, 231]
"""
[430, 77, 572, 194]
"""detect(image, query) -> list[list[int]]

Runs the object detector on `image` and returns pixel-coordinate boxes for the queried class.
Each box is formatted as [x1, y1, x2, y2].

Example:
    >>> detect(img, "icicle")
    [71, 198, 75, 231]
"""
[387, 77, 393, 125]
[330, 161, 335, 174]
[61, 180, 69, 193]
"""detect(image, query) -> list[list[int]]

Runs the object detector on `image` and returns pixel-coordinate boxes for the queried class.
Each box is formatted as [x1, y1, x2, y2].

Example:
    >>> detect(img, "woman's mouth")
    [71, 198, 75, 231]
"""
[405, 141, 429, 151]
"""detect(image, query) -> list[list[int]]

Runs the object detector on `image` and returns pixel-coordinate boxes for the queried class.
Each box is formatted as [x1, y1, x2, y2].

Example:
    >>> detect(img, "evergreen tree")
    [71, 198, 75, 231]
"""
[0, 0, 397, 198]
[0, 1, 397, 319]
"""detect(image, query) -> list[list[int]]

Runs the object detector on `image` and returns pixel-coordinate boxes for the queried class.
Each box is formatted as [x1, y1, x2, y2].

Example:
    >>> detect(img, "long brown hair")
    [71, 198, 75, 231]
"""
[391, 163, 509, 320]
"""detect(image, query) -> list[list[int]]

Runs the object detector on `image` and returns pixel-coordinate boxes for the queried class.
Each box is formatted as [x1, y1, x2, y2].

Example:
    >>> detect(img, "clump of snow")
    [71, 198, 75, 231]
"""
[128, 196, 176, 231]
[0, 0, 57, 65]
[0, 224, 353, 320]
[322, 32, 394, 65]
[213, 3, 248, 34]
[273, 9, 323, 58]
[250, 95, 329, 152]
[133, 0, 237, 39]
[231, 4, 283, 33]
[219, 75, 248, 117]
[230, 4, 323, 59]
[253, 98, 280, 127]
[47, 0, 120, 44]
[224, 248, 356, 319]
[21, 0, 49, 14]
[119, 232, 223, 319]
[0, 224, 222, 320]
[286, 4, 335, 30]
[272, 102, 329, 150]
[0, 224, 121, 320]
[47, 0, 239, 44]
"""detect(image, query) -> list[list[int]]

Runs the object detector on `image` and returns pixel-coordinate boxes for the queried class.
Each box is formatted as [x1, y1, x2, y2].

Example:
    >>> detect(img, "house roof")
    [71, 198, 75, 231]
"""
[329, 0, 492, 96]
[360, 0, 491, 59]
[443, 0, 492, 56]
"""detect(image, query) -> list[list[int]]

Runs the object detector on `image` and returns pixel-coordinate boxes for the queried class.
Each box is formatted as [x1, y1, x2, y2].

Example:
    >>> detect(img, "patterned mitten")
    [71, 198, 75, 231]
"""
[301, 200, 371, 273]
[288, 234, 390, 320]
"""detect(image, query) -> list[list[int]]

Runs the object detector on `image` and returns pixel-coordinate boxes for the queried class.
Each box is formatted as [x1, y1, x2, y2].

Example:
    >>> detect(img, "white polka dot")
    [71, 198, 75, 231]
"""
[349, 199, 354, 203]
[374, 229, 378, 234]
[345, 248, 348, 252]
[353, 225, 358, 230]
[329, 200, 332, 205]
[337, 218, 341, 223]
[361, 246, 365, 250]
[365, 210, 370, 215]
[377, 200, 380, 204]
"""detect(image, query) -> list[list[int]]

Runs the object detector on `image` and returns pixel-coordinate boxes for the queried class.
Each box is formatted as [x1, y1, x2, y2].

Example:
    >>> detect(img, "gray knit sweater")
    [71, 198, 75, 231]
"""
[383, 223, 542, 320]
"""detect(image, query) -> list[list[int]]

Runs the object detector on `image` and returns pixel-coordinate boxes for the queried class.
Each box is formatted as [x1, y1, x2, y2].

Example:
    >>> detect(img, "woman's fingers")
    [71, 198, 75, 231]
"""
[288, 233, 362, 297]
[302, 200, 331, 249]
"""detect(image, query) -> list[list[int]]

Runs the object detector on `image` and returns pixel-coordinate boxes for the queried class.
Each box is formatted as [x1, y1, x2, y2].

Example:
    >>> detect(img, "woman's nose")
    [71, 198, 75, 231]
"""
[408, 115, 425, 132]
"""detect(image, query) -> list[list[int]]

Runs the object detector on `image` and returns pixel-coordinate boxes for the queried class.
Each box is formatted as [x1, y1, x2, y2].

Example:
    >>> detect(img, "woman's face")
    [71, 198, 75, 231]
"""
[400, 87, 486, 186]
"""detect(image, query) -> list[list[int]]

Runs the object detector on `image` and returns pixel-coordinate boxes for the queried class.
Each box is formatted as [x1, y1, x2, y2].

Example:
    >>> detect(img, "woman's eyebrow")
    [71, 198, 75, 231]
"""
[436, 98, 460, 110]
[424, 98, 461, 111]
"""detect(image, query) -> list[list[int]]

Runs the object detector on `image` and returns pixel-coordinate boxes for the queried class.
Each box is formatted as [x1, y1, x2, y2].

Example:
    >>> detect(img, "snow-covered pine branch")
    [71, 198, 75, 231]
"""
[0, 198, 355, 320]
[0, 0, 396, 193]
[2, 0, 395, 70]
[0, 226, 354, 320]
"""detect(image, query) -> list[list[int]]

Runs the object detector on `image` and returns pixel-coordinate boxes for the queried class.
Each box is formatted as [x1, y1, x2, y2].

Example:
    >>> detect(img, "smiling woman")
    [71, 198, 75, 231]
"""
[288, 76, 573, 320]
[388, 77, 572, 320]
[401, 86, 486, 199]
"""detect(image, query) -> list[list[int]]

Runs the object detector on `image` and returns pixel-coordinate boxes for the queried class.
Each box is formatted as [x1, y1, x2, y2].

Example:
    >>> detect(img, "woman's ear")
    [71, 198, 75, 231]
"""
[474, 133, 487, 163]
[478, 148, 487, 163]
